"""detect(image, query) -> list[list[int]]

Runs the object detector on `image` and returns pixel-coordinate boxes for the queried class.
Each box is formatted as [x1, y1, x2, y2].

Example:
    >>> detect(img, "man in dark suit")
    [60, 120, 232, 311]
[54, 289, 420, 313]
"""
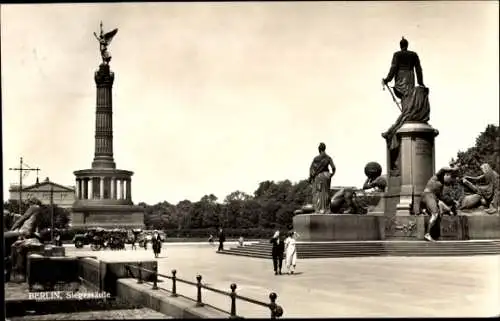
[217, 228, 226, 252]
[270, 230, 285, 275]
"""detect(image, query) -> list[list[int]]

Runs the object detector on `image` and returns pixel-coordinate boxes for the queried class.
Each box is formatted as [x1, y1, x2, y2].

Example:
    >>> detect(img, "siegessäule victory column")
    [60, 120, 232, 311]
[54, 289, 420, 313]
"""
[71, 22, 144, 230]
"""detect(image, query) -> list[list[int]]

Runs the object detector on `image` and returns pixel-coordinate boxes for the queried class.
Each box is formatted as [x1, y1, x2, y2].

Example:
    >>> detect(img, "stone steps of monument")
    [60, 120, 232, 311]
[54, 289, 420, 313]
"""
[220, 249, 500, 259]
[219, 241, 500, 259]
[219, 249, 500, 259]
[231, 245, 500, 251]
[226, 246, 500, 253]
[239, 244, 500, 252]
[244, 240, 499, 248]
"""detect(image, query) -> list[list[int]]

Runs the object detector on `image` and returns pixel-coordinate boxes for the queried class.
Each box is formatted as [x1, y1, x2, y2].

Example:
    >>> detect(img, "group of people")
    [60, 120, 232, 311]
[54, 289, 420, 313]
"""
[129, 230, 163, 257]
[270, 228, 300, 275]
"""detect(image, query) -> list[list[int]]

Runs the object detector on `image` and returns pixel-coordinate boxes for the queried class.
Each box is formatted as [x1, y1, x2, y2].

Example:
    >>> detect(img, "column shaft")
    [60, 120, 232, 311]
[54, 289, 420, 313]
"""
[83, 179, 88, 199]
[120, 179, 125, 200]
[90, 177, 94, 199]
[100, 177, 105, 199]
[75, 179, 80, 200]
[126, 179, 132, 201]
[110, 178, 115, 199]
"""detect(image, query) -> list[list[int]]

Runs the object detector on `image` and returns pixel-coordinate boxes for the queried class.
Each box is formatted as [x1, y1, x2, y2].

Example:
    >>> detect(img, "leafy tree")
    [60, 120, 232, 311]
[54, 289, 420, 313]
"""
[199, 194, 219, 228]
[176, 200, 194, 229]
[137, 177, 315, 234]
[451, 124, 499, 176]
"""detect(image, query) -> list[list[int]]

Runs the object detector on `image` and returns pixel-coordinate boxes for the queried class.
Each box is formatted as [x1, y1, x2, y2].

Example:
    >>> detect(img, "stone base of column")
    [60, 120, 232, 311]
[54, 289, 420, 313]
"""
[92, 156, 116, 169]
[71, 204, 144, 229]
[394, 122, 439, 216]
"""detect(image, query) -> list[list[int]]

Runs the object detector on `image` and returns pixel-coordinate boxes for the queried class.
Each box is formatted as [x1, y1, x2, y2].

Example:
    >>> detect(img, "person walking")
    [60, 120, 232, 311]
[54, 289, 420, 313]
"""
[284, 231, 299, 274]
[152, 230, 162, 258]
[217, 228, 226, 252]
[270, 230, 285, 275]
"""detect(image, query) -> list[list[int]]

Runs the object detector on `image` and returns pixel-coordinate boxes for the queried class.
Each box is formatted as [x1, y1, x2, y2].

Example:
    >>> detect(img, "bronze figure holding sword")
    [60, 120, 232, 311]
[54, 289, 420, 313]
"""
[382, 81, 402, 111]
[381, 37, 430, 176]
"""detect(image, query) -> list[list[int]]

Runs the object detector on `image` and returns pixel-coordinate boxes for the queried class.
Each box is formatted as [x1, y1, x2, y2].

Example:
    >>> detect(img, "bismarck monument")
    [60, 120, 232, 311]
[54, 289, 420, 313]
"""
[71, 22, 144, 229]
[293, 37, 500, 242]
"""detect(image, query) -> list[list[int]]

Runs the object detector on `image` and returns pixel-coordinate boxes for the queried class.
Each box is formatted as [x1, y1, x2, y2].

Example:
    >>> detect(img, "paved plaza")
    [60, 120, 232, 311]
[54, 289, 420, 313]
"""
[67, 243, 500, 318]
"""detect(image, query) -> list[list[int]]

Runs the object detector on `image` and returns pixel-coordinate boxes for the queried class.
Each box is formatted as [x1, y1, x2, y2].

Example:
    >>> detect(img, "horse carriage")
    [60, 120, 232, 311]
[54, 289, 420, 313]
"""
[73, 229, 93, 248]
[72, 228, 127, 250]
[107, 229, 127, 250]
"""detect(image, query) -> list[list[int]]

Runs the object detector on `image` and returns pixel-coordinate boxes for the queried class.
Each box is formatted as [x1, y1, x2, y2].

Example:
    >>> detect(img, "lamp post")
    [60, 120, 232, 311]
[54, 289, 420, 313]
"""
[50, 184, 54, 244]
[9, 157, 41, 214]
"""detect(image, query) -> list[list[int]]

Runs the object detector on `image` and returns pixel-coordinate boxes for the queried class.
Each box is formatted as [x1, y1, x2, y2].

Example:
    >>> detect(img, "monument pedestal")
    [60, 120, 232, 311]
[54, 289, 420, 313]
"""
[293, 212, 500, 242]
[293, 214, 384, 241]
[71, 204, 144, 229]
[384, 214, 500, 240]
[395, 122, 439, 216]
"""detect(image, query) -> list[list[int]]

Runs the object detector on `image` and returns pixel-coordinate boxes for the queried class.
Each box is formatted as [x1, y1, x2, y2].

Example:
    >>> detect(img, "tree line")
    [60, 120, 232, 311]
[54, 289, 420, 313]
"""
[139, 179, 312, 236]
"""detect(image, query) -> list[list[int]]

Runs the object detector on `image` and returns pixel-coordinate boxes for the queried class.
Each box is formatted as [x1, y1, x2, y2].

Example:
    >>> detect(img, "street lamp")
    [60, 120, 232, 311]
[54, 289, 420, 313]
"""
[50, 184, 54, 245]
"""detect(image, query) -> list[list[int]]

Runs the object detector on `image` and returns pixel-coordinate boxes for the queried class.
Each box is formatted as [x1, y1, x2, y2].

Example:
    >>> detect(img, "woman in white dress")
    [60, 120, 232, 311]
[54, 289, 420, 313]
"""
[284, 231, 299, 274]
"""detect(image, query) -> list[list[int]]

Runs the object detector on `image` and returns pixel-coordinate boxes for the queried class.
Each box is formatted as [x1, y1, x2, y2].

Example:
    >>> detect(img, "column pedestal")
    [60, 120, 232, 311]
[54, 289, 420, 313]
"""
[395, 122, 439, 216]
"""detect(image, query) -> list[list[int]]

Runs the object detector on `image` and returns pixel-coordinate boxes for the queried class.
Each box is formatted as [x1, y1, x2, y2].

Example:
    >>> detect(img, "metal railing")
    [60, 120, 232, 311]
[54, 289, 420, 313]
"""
[125, 263, 284, 319]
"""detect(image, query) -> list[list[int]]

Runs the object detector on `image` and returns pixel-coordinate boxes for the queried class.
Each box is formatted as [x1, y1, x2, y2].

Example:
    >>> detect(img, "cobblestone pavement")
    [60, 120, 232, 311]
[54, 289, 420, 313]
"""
[7, 308, 170, 320]
[67, 243, 500, 318]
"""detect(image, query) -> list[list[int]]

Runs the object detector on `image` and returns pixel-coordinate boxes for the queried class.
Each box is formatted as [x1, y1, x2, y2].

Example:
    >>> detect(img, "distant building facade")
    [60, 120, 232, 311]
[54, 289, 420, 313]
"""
[9, 177, 75, 209]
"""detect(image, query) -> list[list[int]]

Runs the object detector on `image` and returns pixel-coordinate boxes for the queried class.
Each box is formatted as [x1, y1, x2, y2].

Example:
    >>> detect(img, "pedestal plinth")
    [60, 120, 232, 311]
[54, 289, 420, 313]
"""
[293, 214, 384, 241]
[385, 214, 500, 240]
[71, 204, 144, 229]
[395, 122, 439, 216]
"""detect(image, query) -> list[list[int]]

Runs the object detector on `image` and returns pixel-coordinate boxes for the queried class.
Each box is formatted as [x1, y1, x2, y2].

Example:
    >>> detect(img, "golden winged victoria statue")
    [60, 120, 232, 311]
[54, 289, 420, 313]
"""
[94, 21, 118, 64]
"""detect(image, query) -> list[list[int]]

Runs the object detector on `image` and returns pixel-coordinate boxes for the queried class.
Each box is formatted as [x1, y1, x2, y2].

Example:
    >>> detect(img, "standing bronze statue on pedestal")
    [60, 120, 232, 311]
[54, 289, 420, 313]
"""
[309, 143, 336, 214]
[382, 37, 430, 176]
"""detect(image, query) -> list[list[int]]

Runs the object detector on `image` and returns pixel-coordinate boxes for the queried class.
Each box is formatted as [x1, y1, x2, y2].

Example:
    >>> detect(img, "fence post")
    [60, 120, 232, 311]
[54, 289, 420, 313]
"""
[171, 270, 178, 297]
[230, 283, 237, 318]
[269, 292, 283, 319]
[152, 265, 158, 290]
[137, 262, 143, 284]
[196, 275, 204, 307]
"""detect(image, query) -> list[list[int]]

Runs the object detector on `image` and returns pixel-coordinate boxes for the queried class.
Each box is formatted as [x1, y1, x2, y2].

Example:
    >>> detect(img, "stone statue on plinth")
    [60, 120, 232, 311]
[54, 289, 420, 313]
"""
[330, 188, 368, 214]
[94, 21, 118, 65]
[308, 143, 336, 214]
[382, 37, 430, 176]
[294, 161, 385, 215]
[459, 163, 499, 214]
[362, 161, 387, 193]
[5, 202, 45, 282]
[419, 166, 460, 241]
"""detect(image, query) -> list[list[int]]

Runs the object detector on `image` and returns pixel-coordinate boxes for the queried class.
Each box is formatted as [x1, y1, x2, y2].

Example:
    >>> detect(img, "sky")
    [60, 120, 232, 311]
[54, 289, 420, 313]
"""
[2, 1, 499, 205]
